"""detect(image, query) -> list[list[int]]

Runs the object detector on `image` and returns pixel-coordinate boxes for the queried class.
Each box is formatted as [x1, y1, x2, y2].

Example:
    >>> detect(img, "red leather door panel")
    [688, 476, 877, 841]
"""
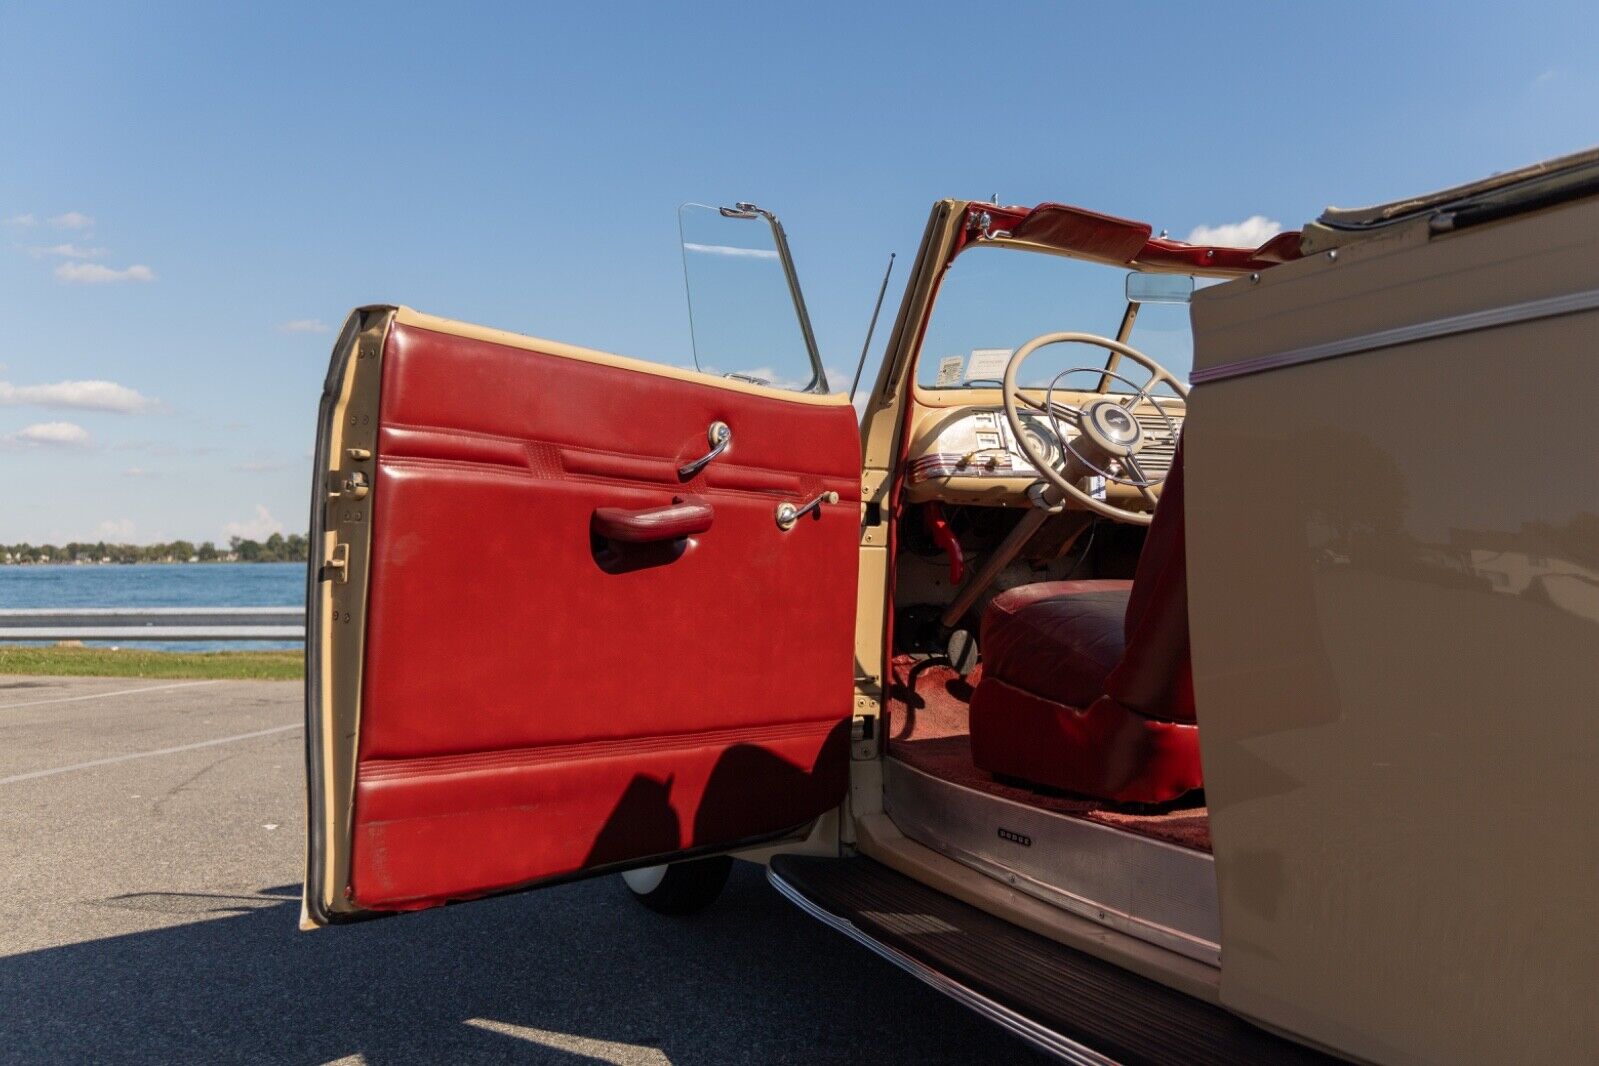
[349, 321, 860, 911]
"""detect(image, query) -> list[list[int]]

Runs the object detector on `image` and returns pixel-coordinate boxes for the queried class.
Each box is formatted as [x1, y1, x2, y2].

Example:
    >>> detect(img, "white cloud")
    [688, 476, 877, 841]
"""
[2, 421, 92, 448]
[27, 243, 106, 260]
[223, 504, 284, 542]
[123, 466, 153, 478]
[682, 241, 779, 259]
[0, 378, 159, 413]
[55, 261, 155, 284]
[97, 517, 137, 540]
[4, 213, 37, 226]
[48, 211, 94, 230]
[1185, 216, 1282, 248]
[277, 318, 331, 334]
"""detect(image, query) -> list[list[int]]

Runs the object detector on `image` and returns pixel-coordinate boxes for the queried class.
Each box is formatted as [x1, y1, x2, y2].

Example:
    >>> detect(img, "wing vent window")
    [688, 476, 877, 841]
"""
[679, 202, 829, 393]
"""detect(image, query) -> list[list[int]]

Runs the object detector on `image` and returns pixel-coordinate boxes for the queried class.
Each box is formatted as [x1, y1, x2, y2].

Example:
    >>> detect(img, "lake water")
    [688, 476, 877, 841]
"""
[0, 562, 305, 650]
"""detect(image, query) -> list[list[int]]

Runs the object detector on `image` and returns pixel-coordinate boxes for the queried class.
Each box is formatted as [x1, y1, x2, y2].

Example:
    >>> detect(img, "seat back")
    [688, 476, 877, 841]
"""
[1103, 440, 1195, 722]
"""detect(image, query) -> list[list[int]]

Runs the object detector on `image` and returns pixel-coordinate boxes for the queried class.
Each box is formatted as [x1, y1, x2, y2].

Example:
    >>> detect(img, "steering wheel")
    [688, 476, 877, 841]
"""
[1001, 332, 1188, 526]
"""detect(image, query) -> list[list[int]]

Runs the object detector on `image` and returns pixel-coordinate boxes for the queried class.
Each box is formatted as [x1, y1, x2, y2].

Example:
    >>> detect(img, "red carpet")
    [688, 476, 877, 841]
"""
[886, 656, 1211, 853]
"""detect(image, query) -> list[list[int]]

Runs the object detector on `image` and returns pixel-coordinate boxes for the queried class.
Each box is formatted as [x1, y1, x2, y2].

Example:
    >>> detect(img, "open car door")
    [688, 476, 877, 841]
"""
[303, 305, 860, 925]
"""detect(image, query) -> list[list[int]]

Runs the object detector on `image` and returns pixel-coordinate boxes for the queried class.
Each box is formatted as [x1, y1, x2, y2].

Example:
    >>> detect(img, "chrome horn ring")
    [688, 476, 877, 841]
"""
[1043, 366, 1180, 489]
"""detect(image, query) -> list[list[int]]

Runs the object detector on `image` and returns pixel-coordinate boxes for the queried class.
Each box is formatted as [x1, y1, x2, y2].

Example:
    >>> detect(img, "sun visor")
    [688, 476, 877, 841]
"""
[1010, 204, 1153, 262]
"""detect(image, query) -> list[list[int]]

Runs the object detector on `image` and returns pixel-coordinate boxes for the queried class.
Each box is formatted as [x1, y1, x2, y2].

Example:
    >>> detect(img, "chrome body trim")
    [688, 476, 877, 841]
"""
[767, 865, 1120, 1066]
[1190, 284, 1599, 384]
[885, 758, 1220, 966]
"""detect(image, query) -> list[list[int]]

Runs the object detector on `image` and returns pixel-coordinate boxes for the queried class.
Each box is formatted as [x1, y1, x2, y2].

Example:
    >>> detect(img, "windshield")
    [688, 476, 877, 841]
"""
[915, 245, 1214, 393]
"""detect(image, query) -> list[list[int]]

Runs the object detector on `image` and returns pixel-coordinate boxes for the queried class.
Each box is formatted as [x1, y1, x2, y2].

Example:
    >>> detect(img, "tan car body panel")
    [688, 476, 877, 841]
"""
[1187, 196, 1599, 1063]
[847, 203, 967, 835]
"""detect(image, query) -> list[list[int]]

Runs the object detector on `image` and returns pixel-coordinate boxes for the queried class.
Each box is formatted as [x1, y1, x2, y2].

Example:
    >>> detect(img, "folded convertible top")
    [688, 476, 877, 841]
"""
[1302, 145, 1599, 252]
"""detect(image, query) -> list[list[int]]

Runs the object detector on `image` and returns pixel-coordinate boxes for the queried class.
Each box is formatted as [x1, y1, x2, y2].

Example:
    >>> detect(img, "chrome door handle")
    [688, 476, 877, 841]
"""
[775, 491, 839, 531]
[678, 421, 731, 480]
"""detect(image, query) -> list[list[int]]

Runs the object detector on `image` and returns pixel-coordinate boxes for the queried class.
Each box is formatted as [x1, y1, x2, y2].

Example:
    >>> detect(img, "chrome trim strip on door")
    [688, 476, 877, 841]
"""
[1190, 285, 1599, 385]
[766, 867, 1121, 1066]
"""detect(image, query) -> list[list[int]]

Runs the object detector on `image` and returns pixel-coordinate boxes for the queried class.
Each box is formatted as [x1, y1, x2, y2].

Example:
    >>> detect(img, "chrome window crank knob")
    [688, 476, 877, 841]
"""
[776, 491, 839, 531]
[678, 421, 732, 480]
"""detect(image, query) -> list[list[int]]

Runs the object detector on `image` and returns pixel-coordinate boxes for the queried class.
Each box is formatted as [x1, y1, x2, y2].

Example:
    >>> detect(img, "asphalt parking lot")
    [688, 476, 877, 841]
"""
[0, 675, 1042, 1064]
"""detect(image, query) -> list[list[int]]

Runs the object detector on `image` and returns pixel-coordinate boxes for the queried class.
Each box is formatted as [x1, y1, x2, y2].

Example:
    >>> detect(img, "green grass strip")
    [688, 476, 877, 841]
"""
[0, 646, 304, 680]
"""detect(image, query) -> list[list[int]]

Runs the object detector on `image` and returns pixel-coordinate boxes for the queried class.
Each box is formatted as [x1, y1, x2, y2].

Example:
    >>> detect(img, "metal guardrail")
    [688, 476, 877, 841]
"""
[0, 607, 305, 642]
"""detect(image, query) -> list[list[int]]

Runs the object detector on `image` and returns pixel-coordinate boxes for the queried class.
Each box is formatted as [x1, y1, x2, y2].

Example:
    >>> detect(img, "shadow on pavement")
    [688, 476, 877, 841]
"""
[0, 865, 1039, 1064]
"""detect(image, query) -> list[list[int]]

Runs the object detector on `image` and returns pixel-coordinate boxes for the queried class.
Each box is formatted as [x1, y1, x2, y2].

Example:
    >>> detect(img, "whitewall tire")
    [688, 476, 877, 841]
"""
[620, 856, 733, 915]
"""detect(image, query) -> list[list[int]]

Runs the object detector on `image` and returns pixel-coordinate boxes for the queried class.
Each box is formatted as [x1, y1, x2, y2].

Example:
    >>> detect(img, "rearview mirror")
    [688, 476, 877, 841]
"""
[1126, 272, 1194, 304]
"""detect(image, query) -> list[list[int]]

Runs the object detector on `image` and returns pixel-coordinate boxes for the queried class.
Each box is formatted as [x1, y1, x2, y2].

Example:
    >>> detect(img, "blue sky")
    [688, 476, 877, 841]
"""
[1, 1, 1595, 544]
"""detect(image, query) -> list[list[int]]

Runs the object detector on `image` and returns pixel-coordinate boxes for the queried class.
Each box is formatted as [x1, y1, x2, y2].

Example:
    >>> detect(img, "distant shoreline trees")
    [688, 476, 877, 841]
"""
[0, 533, 309, 565]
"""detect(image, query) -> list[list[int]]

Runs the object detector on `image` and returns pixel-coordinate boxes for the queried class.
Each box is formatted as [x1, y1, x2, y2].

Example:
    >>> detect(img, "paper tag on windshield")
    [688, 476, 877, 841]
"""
[1088, 475, 1108, 500]
[966, 348, 1012, 383]
[935, 356, 965, 387]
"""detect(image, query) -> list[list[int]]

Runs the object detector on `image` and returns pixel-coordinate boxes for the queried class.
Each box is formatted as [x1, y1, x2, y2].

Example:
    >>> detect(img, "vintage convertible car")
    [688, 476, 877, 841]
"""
[302, 149, 1598, 1064]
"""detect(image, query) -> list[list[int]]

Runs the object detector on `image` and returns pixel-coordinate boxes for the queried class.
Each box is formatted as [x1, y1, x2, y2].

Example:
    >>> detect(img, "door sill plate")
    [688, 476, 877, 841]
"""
[884, 757, 1220, 964]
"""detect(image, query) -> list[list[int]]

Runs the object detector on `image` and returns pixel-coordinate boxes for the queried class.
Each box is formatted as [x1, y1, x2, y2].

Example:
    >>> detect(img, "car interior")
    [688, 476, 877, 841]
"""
[875, 205, 1299, 961]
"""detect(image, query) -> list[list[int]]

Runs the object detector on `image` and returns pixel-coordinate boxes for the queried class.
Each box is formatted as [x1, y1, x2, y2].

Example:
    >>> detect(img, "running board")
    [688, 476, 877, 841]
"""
[767, 855, 1335, 1066]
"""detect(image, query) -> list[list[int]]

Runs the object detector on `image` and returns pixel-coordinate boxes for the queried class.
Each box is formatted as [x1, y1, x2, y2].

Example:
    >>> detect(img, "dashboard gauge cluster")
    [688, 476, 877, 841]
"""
[1016, 416, 1062, 469]
[906, 403, 1183, 505]
[907, 408, 1062, 485]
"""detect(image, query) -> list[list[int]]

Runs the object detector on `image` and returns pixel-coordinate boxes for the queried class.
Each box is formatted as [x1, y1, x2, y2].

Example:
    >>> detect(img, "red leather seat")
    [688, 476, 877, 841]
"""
[980, 580, 1134, 708]
[969, 443, 1201, 804]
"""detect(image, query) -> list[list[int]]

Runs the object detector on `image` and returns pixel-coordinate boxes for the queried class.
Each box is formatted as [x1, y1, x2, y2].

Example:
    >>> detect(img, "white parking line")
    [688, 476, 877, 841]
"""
[0, 723, 302, 786]
[463, 1019, 671, 1064]
[0, 679, 221, 711]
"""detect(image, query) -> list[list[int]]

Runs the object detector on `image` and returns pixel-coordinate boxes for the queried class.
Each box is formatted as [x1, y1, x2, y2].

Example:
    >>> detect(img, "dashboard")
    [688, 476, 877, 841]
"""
[907, 407, 1059, 483]
[903, 397, 1183, 508]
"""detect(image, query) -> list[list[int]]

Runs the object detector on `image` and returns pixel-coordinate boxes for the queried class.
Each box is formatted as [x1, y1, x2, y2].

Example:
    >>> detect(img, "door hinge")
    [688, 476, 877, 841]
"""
[322, 543, 350, 584]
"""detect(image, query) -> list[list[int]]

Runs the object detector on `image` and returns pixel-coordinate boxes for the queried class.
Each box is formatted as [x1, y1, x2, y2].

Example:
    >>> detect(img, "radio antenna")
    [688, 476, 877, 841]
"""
[849, 252, 896, 404]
